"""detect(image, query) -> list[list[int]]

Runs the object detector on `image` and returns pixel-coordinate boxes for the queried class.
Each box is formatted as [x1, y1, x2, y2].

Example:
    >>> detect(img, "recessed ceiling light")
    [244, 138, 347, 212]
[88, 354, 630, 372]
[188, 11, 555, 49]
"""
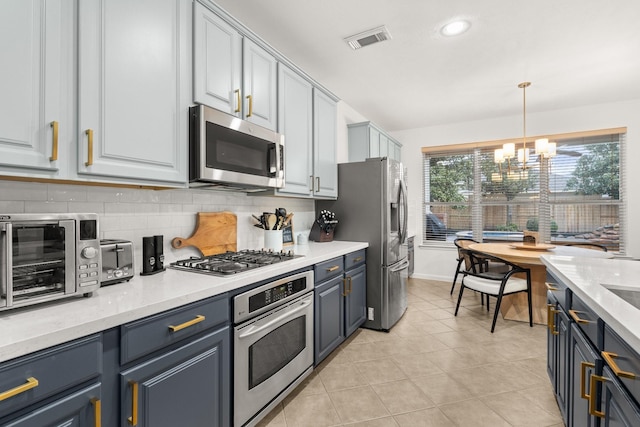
[440, 20, 471, 37]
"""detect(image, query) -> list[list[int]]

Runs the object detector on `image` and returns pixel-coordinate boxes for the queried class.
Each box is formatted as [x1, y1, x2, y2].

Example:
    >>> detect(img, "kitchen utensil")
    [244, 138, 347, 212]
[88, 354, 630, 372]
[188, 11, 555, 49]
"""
[266, 214, 277, 230]
[171, 212, 237, 256]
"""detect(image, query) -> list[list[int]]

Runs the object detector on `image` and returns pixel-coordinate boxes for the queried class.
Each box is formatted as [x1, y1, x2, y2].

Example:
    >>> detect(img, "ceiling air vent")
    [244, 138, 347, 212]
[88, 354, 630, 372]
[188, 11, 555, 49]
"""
[344, 26, 392, 50]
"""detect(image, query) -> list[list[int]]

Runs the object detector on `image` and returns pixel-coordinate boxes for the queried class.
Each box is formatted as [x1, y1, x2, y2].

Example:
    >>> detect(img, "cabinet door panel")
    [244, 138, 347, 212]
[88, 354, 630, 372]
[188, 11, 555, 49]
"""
[601, 366, 640, 427]
[3, 383, 101, 427]
[570, 323, 600, 427]
[193, 2, 242, 114]
[78, 0, 188, 184]
[345, 265, 366, 337]
[312, 89, 337, 198]
[314, 276, 345, 365]
[121, 328, 230, 427]
[277, 65, 313, 196]
[243, 39, 277, 130]
[0, 0, 72, 176]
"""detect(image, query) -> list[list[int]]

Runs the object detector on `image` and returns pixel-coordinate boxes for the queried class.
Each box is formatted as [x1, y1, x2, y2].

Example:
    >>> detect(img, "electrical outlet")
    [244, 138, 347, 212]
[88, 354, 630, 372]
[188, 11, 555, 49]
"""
[367, 307, 374, 320]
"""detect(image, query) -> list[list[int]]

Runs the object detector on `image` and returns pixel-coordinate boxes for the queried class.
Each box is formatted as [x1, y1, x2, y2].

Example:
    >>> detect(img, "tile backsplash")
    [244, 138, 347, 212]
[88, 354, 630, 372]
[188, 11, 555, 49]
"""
[0, 181, 315, 273]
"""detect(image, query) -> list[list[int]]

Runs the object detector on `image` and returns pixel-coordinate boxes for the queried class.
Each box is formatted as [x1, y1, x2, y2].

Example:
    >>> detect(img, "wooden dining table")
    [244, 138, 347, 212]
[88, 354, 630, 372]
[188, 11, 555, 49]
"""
[468, 242, 613, 325]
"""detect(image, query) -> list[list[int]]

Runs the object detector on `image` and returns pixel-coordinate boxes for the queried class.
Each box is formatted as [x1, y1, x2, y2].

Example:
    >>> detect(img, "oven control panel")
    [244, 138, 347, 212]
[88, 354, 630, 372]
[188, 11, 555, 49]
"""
[234, 270, 314, 323]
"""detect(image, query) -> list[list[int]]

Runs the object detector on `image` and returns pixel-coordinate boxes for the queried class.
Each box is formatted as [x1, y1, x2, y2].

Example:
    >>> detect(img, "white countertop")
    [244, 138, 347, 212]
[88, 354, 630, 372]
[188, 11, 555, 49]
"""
[541, 255, 640, 353]
[0, 241, 367, 363]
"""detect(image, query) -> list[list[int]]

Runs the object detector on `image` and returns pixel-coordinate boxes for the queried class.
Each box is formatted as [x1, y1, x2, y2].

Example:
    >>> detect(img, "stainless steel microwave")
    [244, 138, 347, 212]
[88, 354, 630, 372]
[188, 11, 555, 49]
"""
[0, 213, 101, 311]
[189, 105, 285, 191]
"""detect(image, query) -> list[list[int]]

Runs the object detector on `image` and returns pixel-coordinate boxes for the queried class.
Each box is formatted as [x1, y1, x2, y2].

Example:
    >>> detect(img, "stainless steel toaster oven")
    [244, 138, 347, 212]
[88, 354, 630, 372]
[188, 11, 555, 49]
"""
[0, 213, 101, 311]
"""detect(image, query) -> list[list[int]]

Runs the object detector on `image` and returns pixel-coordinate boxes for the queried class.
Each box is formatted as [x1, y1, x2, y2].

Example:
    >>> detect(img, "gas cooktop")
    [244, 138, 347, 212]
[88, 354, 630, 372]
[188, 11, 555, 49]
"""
[169, 249, 302, 276]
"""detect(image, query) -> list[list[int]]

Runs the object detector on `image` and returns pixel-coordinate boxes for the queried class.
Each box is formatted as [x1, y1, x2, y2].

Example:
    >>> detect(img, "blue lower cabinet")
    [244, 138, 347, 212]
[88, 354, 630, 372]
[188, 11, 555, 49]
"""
[598, 366, 640, 426]
[3, 383, 101, 427]
[120, 327, 230, 427]
[547, 295, 570, 425]
[344, 264, 366, 337]
[314, 275, 345, 365]
[570, 323, 601, 427]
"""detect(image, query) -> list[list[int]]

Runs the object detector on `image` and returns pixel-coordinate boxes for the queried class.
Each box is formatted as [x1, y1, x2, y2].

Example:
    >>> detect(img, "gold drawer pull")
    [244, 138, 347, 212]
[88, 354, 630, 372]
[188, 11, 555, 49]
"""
[128, 380, 138, 425]
[588, 374, 606, 418]
[580, 361, 595, 399]
[50, 121, 59, 161]
[602, 351, 636, 379]
[91, 397, 102, 427]
[547, 304, 559, 335]
[342, 278, 348, 297]
[246, 94, 253, 117]
[326, 266, 339, 272]
[569, 309, 590, 324]
[168, 315, 205, 332]
[353, 256, 363, 263]
[0, 377, 39, 401]
[545, 282, 559, 291]
[234, 89, 241, 113]
[85, 129, 94, 166]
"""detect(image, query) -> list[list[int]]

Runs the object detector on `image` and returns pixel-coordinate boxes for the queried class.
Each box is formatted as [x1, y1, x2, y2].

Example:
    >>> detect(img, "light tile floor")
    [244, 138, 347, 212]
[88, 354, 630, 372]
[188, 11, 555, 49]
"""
[256, 278, 564, 427]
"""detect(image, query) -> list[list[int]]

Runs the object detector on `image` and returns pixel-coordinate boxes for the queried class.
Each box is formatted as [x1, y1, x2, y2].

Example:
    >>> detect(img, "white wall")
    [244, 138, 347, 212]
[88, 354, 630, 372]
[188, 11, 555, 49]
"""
[391, 99, 640, 281]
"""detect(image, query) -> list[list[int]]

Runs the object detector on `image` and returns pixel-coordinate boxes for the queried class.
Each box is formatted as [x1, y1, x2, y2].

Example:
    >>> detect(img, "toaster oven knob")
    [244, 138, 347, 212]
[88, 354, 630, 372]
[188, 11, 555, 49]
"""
[81, 246, 98, 259]
[114, 270, 123, 278]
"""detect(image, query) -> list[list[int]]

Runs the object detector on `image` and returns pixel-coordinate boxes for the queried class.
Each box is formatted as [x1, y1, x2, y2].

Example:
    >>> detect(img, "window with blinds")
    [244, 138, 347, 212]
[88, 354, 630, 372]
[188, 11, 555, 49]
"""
[422, 129, 625, 254]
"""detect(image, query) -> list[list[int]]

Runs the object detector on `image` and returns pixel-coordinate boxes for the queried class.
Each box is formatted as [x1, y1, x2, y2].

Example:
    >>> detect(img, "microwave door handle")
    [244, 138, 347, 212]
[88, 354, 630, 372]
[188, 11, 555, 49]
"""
[268, 144, 277, 175]
[1, 222, 13, 307]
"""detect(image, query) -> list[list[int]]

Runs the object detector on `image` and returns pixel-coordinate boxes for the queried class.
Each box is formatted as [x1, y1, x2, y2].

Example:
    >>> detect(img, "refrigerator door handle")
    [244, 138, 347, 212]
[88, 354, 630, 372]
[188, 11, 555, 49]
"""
[389, 258, 410, 273]
[398, 179, 408, 244]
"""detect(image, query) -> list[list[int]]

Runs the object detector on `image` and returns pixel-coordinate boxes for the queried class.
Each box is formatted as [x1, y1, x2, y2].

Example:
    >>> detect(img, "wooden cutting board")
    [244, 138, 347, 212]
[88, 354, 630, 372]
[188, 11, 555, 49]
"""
[171, 212, 237, 256]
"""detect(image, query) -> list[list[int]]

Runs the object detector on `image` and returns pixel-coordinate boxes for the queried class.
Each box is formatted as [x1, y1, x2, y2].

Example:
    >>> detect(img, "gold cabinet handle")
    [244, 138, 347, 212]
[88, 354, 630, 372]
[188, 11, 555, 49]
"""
[580, 361, 595, 399]
[348, 276, 353, 294]
[85, 129, 94, 166]
[91, 397, 102, 427]
[342, 278, 348, 297]
[246, 94, 253, 117]
[0, 377, 39, 401]
[353, 257, 363, 263]
[547, 304, 559, 335]
[588, 374, 606, 418]
[128, 380, 138, 426]
[326, 266, 339, 272]
[569, 309, 590, 324]
[545, 282, 559, 291]
[50, 121, 59, 161]
[168, 315, 205, 332]
[234, 89, 241, 113]
[602, 351, 636, 379]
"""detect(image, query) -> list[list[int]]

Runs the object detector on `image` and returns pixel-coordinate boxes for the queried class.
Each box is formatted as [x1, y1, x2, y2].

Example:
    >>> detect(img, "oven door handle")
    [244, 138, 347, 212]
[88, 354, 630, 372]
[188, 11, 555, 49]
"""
[238, 297, 312, 339]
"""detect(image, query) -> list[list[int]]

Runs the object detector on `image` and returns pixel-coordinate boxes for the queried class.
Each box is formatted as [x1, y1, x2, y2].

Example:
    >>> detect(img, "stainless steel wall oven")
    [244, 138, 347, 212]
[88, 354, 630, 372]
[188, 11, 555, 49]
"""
[233, 270, 314, 426]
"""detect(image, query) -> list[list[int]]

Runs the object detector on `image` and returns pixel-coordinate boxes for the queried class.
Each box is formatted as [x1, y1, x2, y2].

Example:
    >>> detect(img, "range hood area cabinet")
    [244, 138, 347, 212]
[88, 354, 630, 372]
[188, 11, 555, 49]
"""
[0, 0, 190, 187]
[348, 122, 402, 163]
[193, 1, 277, 131]
[194, 1, 338, 199]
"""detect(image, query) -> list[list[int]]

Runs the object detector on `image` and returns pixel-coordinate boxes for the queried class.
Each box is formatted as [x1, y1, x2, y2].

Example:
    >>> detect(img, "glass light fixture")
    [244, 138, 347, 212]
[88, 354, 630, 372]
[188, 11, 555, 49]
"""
[502, 143, 515, 159]
[494, 149, 504, 163]
[535, 138, 549, 155]
[441, 20, 471, 37]
[518, 147, 530, 163]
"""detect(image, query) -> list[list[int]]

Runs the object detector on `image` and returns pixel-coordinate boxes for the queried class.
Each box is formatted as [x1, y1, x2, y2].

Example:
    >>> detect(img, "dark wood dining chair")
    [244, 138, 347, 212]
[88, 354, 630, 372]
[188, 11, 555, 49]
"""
[454, 249, 532, 333]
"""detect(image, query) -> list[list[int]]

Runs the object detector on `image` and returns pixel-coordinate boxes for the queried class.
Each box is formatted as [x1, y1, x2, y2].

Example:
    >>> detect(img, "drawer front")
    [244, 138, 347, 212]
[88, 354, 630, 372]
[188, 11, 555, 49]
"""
[546, 271, 570, 310]
[121, 295, 229, 364]
[345, 249, 366, 270]
[314, 256, 344, 283]
[0, 334, 101, 416]
[569, 294, 601, 349]
[603, 324, 640, 405]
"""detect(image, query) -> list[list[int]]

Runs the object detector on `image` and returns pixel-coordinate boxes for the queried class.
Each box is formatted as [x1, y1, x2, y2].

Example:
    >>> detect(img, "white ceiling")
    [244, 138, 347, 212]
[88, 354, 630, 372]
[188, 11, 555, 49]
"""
[213, 0, 640, 132]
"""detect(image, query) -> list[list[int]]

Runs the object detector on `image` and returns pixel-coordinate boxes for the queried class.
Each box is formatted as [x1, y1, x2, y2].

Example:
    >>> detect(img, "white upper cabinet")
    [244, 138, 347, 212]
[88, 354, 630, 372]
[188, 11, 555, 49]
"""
[277, 64, 314, 196]
[193, 3, 277, 130]
[193, 2, 242, 115]
[0, 0, 74, 178]
[242, 39, 278, 130]
[313, 89, 338, 199]
[348, 122, 402, 163]
[77, 0, 189, 185]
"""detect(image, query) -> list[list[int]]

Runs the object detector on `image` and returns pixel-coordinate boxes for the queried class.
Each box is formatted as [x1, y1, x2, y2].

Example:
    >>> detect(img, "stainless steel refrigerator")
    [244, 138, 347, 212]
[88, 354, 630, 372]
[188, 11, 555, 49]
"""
[316, 157, 409, 331]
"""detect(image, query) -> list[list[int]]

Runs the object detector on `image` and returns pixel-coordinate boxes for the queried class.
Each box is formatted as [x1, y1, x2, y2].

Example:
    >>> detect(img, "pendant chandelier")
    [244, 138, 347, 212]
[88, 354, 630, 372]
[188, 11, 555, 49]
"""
[493, 82, 556, 182]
